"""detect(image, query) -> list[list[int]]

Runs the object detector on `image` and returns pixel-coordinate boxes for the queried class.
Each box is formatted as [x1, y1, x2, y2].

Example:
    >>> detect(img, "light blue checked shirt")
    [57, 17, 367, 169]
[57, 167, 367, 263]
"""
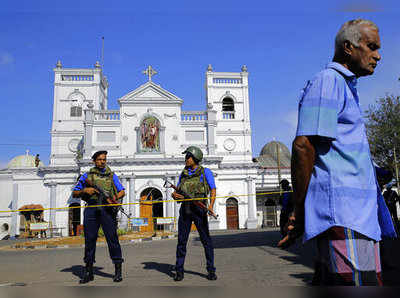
[296, 62, 396, 242]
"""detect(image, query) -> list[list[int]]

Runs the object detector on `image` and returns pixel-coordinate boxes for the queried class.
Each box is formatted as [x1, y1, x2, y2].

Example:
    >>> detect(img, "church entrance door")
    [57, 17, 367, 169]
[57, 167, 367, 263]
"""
[226, 198, 239, 230]
[68, 203, 81, 236]
[139, 187, 163, 233]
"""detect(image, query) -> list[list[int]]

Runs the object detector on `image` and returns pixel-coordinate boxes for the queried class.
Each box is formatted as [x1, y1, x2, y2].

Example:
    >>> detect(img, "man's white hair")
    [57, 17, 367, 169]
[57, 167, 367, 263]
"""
[335, 19, 378, 53]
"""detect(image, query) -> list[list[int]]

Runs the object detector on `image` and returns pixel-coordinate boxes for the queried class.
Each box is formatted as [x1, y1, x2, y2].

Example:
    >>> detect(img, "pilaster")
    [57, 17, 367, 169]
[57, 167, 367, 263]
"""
[246, 176, 258, 229]
[10, 183, 18, 237]
[83, 102, 94, 159]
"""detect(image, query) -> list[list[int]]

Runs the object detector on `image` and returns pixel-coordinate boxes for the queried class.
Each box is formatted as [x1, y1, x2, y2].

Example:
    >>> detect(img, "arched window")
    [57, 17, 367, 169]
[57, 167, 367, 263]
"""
[68, 91, 85, 117]
[70, 106, 82, 117]
[222, 97, 235, 119]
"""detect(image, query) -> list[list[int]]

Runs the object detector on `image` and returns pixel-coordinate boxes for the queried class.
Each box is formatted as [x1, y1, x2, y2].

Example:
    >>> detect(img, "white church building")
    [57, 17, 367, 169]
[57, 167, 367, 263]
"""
[0, 61, 288, 238]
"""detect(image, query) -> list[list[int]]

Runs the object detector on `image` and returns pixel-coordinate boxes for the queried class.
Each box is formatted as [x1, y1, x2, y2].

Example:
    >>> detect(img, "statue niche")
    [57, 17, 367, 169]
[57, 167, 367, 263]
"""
[140, 116, 160, 152]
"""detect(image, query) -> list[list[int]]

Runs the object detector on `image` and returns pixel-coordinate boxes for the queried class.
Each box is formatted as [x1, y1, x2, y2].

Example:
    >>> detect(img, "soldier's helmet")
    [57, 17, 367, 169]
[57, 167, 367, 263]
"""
[182, 146, 203, 163]
[279, 179, 290, 188]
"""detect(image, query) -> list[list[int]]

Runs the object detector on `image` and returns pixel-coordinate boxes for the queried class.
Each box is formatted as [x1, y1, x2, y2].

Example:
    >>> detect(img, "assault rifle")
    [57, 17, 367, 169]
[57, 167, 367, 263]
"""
[163, 179, 219, 220]
[86, 180, 131, 218]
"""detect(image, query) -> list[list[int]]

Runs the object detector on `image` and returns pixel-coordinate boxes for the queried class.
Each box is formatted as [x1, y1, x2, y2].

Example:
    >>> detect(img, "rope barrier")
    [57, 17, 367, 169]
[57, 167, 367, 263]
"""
[0, 190, 292, 214]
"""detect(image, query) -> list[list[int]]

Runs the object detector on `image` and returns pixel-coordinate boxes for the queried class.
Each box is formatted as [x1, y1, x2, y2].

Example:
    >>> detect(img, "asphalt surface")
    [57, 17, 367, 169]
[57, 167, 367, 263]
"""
[0, 228, 320, 286]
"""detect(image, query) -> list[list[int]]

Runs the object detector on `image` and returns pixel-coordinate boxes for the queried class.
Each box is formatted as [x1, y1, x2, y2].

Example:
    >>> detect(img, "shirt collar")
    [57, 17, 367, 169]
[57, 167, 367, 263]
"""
[188, 166, 198, 173]
[327, 62, 357, 87]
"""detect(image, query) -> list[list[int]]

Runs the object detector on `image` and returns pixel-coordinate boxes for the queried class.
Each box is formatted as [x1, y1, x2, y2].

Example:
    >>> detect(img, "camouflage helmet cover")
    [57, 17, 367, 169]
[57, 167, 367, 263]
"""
[182, 146, 203, 162]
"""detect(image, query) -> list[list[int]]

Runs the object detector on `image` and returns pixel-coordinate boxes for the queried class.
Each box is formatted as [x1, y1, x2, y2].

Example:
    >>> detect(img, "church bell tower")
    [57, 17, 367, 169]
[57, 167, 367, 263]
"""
[50, 60, 108, 165]
[205, 65, 252, 161]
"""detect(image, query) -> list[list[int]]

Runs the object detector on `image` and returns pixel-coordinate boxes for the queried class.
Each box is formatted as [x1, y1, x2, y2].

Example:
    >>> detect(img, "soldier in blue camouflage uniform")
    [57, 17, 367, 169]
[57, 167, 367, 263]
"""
[172, 146, 217, 281]
[73, 151, 125, 284]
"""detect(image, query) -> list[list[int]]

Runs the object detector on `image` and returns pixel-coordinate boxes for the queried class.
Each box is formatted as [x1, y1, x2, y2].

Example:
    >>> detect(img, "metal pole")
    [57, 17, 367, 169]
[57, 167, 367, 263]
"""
[276, 142, 281, 194]
[394, 146, 400, 192]
[101, 37, 104, 68]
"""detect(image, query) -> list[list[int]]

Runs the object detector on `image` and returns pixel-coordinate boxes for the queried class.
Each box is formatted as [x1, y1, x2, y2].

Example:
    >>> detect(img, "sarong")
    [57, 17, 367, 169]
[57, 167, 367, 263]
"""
[315, 226, 382, 286]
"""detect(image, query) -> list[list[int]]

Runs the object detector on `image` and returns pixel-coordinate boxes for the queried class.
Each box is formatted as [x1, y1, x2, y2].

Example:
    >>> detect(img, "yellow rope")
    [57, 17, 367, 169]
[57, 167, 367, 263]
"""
[0, 190, 292, 213]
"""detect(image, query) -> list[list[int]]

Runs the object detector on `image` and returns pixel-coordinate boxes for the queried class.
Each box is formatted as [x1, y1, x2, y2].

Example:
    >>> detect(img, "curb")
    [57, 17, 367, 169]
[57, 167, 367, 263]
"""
[12, 234, 177, 250]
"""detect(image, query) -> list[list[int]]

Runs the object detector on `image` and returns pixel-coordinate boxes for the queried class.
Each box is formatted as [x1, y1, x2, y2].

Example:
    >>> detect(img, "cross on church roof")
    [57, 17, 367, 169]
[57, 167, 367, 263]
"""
[142, 65, 157, 82]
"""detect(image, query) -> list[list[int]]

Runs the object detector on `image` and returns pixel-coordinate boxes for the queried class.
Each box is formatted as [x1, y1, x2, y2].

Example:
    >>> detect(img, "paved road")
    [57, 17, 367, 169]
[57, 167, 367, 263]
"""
[0, 228, 316, 286]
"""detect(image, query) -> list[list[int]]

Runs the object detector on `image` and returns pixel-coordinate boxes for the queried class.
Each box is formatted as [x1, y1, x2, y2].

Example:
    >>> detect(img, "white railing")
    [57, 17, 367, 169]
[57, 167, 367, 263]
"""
[94, 110, 120, 120]
[223, 111, 235, 119]
[213, 78, 242, 84]
[181, 111, 208, 122]
[62, 75, 94, 81]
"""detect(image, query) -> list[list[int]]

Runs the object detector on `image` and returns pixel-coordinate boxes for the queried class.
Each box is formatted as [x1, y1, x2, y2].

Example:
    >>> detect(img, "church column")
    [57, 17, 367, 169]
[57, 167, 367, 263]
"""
[160, 126, 166, 155]
[120, 177, 128, 229]
[10, 183, 18, 237]
[173, 175, 180, 231]
[164, 175, 174, 231]
[246, 177, 257, 229]
[83, 102, 94, 159]
[206, 105, 217, 155]
[135, 127, 140, 153]
[208, 172, 220, 230]
[49, 182, 57, 235]
[128, 175, 136, 219]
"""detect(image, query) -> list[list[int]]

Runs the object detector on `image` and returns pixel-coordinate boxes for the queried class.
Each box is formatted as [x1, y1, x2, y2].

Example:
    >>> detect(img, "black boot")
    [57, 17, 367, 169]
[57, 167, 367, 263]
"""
[174, 271, 184, 281]
[206, 271, 217, 281]
[79, 263, 94, 284]
[113, 263, 122, 282]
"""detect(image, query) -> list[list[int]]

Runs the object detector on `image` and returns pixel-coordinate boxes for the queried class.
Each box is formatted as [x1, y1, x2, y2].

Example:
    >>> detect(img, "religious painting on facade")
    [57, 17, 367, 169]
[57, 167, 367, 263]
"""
[140, 116, 160, 152]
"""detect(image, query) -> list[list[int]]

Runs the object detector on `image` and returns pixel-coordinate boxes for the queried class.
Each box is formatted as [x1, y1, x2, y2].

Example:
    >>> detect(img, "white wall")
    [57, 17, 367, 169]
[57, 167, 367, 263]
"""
[0, 174, 13, 231]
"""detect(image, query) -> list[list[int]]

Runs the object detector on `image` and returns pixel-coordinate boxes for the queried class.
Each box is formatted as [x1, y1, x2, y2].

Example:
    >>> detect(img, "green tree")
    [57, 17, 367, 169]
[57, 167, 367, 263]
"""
[365, 94, 400, 172]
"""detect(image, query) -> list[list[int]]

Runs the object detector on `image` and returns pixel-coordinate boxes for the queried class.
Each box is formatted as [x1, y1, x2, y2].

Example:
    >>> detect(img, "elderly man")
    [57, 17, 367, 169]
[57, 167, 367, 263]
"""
[278, 19, 396, 286]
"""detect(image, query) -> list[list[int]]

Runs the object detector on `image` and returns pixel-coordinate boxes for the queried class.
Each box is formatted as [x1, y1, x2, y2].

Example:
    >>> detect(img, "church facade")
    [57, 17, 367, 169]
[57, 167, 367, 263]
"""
[0, 62, 264, 237]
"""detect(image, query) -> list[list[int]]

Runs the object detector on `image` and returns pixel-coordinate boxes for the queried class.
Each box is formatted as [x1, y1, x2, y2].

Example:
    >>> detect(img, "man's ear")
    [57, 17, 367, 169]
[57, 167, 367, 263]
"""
[343, 40, 353, 57]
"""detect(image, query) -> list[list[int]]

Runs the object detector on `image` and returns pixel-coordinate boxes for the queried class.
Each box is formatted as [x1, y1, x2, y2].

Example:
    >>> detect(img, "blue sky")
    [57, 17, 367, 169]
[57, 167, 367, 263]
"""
[1, 1, 399, 167]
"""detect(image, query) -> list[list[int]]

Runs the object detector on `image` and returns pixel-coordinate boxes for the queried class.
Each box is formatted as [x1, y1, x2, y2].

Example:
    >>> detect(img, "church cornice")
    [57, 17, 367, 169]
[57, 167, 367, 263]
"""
[54, 83, 100, 88]
[219, 162, 258, 170]
[54, 68, 101, 75]
[216, 130, 251, 136]
[180, 122, 207, 127]
[51, 130, 84, 136]
[77, 156, 223, 167]
[118, 81, 183, 105]
[120, 99, 182, 105]
[38, 165, 80, 174]
[92, 121, 121, 127]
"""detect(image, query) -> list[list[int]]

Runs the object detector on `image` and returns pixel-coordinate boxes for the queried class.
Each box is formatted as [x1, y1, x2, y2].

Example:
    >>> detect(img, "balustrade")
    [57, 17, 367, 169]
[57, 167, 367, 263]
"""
[213, 78, 242, 84]
[223, 111, 235, 119]
[181, 111, 207, 122]
[94, 110, 120, 120]
[62, 75, 94, 81]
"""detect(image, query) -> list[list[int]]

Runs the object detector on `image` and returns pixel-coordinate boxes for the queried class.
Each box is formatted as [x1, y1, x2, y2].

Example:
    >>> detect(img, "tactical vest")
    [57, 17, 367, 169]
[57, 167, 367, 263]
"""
[179, 166, 210, 212]
[86, 166, 117, 205]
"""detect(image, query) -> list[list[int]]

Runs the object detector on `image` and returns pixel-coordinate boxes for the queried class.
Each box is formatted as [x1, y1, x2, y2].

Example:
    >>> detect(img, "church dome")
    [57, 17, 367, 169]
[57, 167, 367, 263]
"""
[260, 141, 290, 157]
[255, 140, 291, 168]
[7, 152, 44, 169]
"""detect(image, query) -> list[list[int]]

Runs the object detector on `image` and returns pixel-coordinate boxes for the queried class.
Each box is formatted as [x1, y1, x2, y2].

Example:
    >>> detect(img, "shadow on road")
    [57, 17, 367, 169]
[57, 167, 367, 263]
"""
[141, 262, 208, 279]
[194, 230, 315, 284]
[60, 265, 114, 280]
[194, 230, 314, 265]
[193, 229, 400, 286]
